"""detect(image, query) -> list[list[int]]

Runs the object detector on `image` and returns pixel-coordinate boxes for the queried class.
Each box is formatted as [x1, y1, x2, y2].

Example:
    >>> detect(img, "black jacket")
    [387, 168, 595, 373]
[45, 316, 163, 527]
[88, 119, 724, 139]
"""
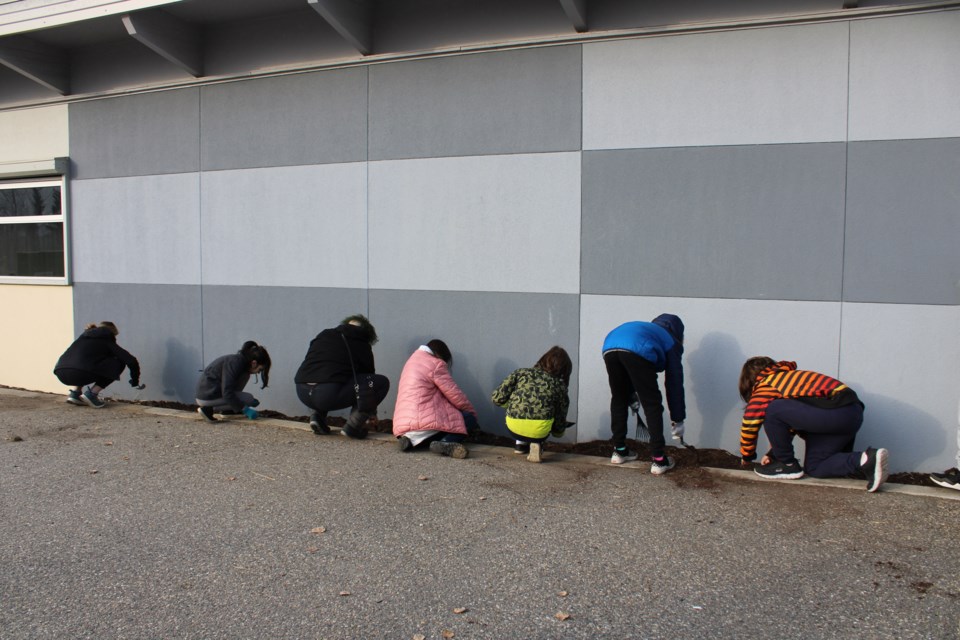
[54, 327, 140, 385]
[295, 323, 375, 384]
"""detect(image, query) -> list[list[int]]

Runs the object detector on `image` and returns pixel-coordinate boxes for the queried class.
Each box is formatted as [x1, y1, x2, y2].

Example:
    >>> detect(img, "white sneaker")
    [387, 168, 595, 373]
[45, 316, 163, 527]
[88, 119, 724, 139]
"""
[611, 448, 639, 464]
[650, 456, 676, 475]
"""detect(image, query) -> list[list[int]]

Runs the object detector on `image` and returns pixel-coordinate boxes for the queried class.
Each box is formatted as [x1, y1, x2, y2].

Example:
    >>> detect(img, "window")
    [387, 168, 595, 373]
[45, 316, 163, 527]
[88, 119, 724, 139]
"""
[0, 178, 68, 284]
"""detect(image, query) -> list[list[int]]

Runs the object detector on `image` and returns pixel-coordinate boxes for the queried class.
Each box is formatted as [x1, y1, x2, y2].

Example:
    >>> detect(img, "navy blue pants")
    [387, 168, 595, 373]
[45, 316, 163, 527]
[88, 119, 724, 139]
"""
[765, 399, 863, 478]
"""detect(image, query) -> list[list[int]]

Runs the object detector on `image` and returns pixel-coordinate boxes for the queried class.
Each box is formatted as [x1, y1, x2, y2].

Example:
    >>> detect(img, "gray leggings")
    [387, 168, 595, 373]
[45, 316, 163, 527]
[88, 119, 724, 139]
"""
[196, 391, 256, 412]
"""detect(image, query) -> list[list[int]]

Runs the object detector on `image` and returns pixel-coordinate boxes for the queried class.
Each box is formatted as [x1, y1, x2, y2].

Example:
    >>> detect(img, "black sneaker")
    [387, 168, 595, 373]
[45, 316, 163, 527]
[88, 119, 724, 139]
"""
[429, 441, 468, 459]
[860, 447, 889, 493]
[398, 436, 413, 452]
[754, 459, 804, 480]
[197, 406, 218, 422]
[930, 468, 960, 491]
[340, 423, 368, 439]
[514, 442, 530, 455]
[309, 412, 330, 435]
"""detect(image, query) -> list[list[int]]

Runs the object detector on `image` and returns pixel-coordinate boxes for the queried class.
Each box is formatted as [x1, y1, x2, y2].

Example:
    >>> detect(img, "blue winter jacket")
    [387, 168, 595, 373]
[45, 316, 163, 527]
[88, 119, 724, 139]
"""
[602, 314, 686, 423]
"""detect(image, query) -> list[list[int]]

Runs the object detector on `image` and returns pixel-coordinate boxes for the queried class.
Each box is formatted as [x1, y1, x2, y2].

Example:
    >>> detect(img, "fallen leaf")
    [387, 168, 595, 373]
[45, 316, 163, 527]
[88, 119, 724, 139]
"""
[306, 546, 319, 553]
[89, 469, 98, 474]
[413, 635, 426, 640]
[479, 497, 486, 501]
[558, 591, 568, 597]
[104, 442, 113, 446]
[310, 527, 326, 534]
[339, 591, 351, 596]
[453, 607, 468, 614]
[227, 476, 237, 481]
[121, 456, 129, 461]
[441, 631, 454, 639]
[418, 475, 429, 481]
[555, 612, 571, 621]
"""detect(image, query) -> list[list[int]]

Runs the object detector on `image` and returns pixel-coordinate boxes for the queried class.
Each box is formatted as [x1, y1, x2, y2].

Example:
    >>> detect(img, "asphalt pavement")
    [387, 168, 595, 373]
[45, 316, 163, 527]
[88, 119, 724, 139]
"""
[1, 388, 958, 639]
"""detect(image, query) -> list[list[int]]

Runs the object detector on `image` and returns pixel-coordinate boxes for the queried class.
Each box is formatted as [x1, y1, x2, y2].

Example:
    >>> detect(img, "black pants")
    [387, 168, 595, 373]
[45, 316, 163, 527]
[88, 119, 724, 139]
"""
[54, 367, 117, 390]
[604, 351, 665, 457]
[765, 399, 863, 477]
[296, 375, 390, 418]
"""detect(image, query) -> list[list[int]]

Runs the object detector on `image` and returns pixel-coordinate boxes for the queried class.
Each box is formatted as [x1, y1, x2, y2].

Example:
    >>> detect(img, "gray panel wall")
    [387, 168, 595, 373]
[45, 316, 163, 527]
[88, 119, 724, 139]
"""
[844, 137, 960, 305]
[581, 144, 847, 300]
[369, 45, 582, 160]
[62, 11, 960, 472]
[69, 89, 200, 179]
[200, 69, 369, 171]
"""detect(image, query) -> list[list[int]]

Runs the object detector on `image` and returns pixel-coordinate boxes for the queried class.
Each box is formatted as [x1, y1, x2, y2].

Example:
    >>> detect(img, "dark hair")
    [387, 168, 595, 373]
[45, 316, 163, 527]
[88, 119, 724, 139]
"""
[739, 356, 776, 402]
[240, 341, 271, 389]
[341, 314, 378, 345]
[535, 346, 572, 386]
[425, 339, 452, 365]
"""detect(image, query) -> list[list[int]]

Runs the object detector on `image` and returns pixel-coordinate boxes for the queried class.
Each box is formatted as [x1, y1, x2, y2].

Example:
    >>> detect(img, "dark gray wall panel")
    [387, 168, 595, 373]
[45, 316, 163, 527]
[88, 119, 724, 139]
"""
[72, 283, 203, 405]
[200, 68, 368, 171]
[199, 285, 368, 418]
[370, 289, 580, 439]
[69, 89, 200, 179]
[844, 138, 960, 305]
[369, 45, 581, 161]
[581, 144, 847, 300]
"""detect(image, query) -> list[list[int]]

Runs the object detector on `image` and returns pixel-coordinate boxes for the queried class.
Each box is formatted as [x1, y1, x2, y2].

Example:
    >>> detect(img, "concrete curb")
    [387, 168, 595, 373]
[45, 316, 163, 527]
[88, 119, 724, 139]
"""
[141, 405, 960, 502]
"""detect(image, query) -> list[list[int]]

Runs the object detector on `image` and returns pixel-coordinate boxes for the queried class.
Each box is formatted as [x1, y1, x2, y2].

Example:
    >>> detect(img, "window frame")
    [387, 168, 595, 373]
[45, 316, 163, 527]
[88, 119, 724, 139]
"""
[0, 176, 70, 285]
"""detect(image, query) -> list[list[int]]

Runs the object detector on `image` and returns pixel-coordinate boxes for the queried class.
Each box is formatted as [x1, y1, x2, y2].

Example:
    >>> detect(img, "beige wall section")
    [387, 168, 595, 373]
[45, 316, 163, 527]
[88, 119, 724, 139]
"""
[0, 105, 73, 393]
[0, 104, 69, 163]
[0, 285, 75, 393]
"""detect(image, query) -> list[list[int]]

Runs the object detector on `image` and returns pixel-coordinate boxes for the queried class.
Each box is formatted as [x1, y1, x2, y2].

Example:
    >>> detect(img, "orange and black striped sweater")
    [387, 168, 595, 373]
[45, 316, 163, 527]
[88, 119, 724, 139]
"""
[739, 361, 851, 460]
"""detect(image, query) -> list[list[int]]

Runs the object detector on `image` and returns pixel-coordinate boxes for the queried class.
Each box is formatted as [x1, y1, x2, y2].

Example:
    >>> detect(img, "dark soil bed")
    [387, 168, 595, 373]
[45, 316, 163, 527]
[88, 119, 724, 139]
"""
[132, 399, 930, 487]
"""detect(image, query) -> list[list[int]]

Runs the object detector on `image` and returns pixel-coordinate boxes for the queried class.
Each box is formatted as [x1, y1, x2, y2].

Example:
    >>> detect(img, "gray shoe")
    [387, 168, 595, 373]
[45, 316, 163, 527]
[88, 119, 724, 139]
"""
[429, 441, 468, 459]
[309, 412, 330, 435]
[66, 389, 84, 406]
[197, 406, 218, 422]
[81, 388, 105, 408]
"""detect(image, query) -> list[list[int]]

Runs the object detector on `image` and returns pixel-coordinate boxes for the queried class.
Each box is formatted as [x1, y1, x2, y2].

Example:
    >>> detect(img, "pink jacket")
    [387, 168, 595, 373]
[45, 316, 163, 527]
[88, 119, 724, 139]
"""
[392, 348, 476, 436]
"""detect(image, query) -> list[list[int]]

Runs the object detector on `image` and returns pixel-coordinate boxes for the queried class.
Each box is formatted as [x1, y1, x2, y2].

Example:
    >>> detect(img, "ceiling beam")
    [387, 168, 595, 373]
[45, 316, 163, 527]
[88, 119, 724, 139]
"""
[307, 0, 372, 56]
[122, 9, 202, 77]
[0, 34, 69, 95]
[559, 0, 588, 32]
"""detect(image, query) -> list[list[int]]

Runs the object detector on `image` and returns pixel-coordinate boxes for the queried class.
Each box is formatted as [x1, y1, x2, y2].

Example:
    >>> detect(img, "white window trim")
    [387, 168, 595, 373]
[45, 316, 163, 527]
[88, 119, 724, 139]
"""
[0, 175, 70, 285]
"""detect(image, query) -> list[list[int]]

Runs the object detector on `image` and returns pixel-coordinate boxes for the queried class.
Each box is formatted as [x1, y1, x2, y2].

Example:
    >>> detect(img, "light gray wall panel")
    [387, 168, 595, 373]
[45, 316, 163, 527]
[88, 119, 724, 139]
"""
[369, 45, 581, 161]
[71, 174, 201, 285]
[583, 22, 848, 150]
[579, 295, 843, 459]
[69, 89, 200, 179]
[371, 289, 580, 439]
[72, 282, 203, 405]
[200, 69, 368, 171]
[200, 164, 367, 288]
[844, 138, 960, 305]
[581, 144, 846, 300]
[369, 153, 580, 294]
[840, 303, 960, 473]
[199, 285, 368, 418]
[849, 10, 960, 141]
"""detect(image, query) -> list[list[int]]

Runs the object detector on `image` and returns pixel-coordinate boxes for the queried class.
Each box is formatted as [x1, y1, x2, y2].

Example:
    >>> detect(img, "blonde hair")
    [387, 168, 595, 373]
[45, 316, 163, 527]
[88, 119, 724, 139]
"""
[85, 321, 118, 336]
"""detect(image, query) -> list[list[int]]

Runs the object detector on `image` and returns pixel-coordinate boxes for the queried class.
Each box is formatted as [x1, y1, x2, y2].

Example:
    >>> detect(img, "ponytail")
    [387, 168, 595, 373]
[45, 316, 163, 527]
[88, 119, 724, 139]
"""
[240, 341, 272, 389]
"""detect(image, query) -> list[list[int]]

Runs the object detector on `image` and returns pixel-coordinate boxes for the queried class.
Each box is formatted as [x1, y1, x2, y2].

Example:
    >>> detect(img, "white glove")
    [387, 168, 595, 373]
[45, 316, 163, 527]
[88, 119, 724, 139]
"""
[670, 421, 685, 440]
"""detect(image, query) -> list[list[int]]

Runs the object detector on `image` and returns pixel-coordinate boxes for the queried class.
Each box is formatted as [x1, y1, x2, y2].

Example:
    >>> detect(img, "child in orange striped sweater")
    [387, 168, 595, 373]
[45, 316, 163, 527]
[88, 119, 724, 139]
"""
[737, 357, 888, 492]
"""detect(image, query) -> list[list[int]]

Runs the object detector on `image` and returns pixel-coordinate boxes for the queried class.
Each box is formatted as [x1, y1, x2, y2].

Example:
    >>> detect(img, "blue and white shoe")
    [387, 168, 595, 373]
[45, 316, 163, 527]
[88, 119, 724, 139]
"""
[81, 388, 105, 408]
[66, 389, 84, 406]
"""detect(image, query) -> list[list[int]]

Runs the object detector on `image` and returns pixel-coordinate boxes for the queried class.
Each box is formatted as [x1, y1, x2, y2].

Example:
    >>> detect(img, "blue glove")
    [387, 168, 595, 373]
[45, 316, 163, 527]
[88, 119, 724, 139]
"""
[242, 406, 259, 420]
[248, 398, 261, 408]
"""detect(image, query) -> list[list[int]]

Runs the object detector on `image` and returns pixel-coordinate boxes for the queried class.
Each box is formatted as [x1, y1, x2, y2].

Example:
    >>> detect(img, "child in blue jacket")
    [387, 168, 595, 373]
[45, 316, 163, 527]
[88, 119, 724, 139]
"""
[602, 314, 686, 474]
